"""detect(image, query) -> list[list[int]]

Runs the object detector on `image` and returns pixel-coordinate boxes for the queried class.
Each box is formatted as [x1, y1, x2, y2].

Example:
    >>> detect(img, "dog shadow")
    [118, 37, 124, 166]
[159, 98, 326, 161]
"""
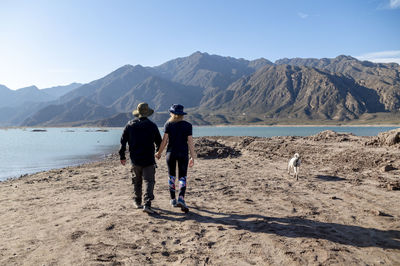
[151, 206, 400, 250]
[315, 175, 346, 181]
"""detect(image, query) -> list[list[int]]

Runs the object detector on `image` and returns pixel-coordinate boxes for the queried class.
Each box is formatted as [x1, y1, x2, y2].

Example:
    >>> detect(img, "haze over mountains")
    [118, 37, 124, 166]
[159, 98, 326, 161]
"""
[0, 83, 81, 126]
[1, 52, 399, 127]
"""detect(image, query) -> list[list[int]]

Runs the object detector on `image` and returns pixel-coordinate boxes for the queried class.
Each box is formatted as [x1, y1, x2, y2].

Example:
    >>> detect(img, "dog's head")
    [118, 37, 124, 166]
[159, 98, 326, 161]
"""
[294, 153, 300, 159]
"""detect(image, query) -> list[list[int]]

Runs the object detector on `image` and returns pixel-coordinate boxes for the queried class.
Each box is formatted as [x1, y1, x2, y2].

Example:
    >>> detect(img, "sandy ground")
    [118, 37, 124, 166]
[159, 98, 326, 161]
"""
[1, 130, 400, 265]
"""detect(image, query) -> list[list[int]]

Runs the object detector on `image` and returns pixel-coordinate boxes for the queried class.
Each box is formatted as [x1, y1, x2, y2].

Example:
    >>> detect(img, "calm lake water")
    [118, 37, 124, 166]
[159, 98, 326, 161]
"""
[0, 126, 398, 181]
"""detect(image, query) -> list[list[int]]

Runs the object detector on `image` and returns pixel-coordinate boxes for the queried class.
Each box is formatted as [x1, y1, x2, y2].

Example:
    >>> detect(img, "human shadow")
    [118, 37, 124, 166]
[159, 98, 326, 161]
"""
[315, 175, 346, 182]
[151, 206, 400, 250]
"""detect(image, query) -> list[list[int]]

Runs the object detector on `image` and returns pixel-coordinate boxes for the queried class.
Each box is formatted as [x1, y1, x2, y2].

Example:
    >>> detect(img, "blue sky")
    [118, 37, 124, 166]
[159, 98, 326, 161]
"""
[0, 0, 399, 90]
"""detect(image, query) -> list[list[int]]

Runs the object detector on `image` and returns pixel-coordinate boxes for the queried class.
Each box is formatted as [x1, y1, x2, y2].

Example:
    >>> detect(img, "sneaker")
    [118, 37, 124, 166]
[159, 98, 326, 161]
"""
[143, 205, 155, 214]
[170, 199, 177, 207]
[177, 198, 189, 213]
[134, 202, 142, 209]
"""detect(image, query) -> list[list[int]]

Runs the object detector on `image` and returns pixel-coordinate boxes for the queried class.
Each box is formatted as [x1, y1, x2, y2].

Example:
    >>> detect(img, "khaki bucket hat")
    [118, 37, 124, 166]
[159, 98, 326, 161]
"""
[132, 102, 154, 117]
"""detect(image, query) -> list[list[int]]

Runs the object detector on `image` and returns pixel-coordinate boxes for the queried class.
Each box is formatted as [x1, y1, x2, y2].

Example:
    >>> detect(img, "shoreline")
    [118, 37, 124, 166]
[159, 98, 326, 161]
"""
[202, 124, 400, 128]
[2, 127, 399, 182]
[0, 126, 125, 130]
[0, 152, 115, 183]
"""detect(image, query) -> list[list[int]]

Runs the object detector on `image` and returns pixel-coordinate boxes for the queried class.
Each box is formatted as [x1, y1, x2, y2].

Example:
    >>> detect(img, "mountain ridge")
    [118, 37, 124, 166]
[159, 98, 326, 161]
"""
[275, 55, 400, 112]
[2, 52, 398, 127]
[199, 64, 387, 121]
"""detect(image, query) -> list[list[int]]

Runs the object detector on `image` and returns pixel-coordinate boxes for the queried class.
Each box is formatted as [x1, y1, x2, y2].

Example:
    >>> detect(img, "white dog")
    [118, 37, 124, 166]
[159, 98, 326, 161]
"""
[288, 153, 301, 180]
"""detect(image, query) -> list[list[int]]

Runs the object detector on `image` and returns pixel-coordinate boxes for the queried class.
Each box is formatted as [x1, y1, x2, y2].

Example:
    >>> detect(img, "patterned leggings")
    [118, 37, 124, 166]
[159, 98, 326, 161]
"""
[166, 152, 188, 200]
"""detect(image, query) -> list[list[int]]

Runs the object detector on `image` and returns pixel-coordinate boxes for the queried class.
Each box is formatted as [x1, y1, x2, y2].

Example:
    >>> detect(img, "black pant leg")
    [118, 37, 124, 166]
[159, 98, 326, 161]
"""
[142, 165, 156, 207]
[177, 156, 189, 199]
[166, 152, 177, 199]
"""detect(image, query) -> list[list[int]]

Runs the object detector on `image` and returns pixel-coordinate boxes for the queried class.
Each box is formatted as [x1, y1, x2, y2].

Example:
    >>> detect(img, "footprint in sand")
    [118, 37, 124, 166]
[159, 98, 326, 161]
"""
[70, 230, 86, 240]
[244, 198, 255, 204]
[105, 223, 115, 231]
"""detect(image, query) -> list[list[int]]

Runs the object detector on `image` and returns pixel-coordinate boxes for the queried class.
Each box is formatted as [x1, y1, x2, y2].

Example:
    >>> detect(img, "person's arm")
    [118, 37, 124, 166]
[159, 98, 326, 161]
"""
[154, 125, 162, 152]
[187, 135, 196, 167]
[119, 125, 129, 165]
[155, 133, 169, 160]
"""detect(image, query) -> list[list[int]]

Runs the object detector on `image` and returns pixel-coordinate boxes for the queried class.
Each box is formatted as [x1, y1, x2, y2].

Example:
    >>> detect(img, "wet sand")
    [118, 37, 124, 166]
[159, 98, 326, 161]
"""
[1, 130, 399, 265]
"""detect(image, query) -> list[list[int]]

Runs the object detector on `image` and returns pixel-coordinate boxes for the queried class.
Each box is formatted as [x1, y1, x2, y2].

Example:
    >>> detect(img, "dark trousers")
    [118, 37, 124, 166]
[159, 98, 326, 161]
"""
[131, 164, 156, 207]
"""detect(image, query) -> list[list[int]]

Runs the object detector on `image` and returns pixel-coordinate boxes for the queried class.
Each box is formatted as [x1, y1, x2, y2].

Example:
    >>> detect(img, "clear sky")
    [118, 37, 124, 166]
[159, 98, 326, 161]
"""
[1, 0, 399, 90]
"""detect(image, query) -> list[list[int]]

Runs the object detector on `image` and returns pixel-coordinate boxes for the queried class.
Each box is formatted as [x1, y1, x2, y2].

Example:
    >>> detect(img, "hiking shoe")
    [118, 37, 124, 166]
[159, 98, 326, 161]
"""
[143, 205, 155, 214]
[170, 199, 177, 207]
[177, 198, 189, 213]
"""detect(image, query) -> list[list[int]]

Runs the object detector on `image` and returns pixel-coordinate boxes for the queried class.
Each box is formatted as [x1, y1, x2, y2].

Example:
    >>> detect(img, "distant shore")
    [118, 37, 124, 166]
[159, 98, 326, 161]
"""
[1, 123, 399, 130]
[208, 124, 400, 128]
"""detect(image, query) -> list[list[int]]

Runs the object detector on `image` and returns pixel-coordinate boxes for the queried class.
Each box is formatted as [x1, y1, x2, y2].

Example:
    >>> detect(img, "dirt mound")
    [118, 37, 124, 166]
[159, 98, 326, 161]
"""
[238, 137, 258, 148]
[365, 128, 400, 147]
[311, 130, 354, 142]
[377, 128, 400, 146]
[194, 137, 241, 159]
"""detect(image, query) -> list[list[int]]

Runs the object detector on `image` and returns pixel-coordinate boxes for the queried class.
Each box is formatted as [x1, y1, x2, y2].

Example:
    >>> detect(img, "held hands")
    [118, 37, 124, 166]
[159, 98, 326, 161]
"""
[120, 159, 126, 166]
[188, 157, 194, 168]
[155, 152, 161, 160]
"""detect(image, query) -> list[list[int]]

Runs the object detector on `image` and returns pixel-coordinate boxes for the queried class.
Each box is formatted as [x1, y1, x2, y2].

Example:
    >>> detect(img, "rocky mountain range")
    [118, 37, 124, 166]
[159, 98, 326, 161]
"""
[275, 56, 400, 111]
[1, 52, 399, 127]
[199, 64, 387, 121]
[0, 83, 81, 126]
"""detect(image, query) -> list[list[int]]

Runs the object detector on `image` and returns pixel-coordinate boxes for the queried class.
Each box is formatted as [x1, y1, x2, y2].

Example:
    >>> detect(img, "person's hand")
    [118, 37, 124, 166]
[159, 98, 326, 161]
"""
[120, 159, 126, 166]
[155, 152, 161, 160]
[188, 157, 194, 167]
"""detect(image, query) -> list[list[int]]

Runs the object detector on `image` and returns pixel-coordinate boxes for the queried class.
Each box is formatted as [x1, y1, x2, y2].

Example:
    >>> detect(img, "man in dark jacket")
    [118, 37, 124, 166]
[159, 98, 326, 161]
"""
[119, 103, 162, 214]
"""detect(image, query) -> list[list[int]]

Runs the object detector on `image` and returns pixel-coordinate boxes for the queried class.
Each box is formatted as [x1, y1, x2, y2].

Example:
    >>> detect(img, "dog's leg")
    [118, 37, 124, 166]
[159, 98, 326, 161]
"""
[295, 167, 299, 180]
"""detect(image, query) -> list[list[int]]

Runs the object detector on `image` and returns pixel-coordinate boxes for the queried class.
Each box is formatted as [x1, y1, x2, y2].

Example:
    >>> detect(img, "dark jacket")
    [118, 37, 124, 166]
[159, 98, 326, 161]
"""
[119, 117, 162, 166]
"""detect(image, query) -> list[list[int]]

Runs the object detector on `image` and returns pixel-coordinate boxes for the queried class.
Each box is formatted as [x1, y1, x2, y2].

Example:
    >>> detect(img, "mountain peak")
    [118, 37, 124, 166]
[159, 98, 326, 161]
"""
[248, 58, 274, 69]
[0, 84, 11, 91]
[119, 64, 135, 70]
[17, 85, 39, 92]
[335, 55, 357, 61]
[187, 51, 210, 62]
[191, 51, 209, 57]
[108, 64, 146, 78]
[113, 64, 147, 72]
